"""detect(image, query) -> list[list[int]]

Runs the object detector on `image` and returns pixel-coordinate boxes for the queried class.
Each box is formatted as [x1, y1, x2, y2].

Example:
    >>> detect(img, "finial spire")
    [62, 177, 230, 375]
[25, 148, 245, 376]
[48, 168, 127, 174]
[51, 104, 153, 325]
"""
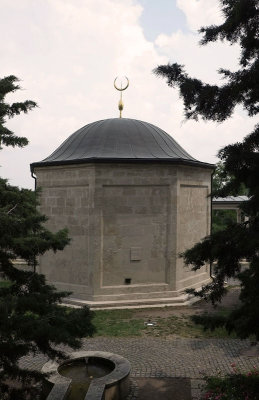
[114, 76, 129, 118]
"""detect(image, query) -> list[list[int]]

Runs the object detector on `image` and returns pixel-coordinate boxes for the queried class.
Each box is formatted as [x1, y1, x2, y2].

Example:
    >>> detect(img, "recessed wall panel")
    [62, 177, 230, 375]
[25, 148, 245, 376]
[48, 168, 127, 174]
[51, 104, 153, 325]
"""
[101, 185, 169, 287]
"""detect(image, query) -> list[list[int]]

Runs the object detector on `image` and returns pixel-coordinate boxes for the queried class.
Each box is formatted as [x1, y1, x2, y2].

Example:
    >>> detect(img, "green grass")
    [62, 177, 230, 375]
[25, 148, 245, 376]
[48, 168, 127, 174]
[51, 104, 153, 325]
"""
[91, 308, 236, 338]
[143, 314, 237, 339]
[0, 280, 12, 288]
[92, 309, 144, 337]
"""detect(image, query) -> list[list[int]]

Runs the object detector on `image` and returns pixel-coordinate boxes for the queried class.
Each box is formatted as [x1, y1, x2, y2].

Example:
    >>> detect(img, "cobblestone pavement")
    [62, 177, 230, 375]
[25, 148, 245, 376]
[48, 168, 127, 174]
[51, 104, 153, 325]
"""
[20, 337, 259, 399]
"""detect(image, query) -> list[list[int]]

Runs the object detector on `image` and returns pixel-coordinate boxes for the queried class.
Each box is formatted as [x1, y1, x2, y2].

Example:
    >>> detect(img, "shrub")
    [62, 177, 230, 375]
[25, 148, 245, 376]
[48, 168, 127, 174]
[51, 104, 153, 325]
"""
[201, 366, 259, 400]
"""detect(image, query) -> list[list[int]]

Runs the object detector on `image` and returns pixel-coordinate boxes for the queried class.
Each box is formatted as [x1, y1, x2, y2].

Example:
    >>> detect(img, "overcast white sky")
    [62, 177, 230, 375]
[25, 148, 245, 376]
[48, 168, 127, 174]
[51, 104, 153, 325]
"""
[1, 0, 257, 189]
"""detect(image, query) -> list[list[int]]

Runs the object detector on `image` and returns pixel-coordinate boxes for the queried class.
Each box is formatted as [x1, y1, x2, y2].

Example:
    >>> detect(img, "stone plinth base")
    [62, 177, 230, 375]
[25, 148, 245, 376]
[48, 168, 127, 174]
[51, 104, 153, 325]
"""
[62, 292, 202, 310]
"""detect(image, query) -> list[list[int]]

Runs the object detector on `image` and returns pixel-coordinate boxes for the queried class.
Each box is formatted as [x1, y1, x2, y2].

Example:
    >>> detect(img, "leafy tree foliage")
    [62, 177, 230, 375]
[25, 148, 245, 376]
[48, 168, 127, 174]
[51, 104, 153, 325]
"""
[212, 162, 247, 233]
[212, 162, 231, 194]
[155, 0, 259, 339]
[0, 76, 95, 400]
[212, 209, 237, 234]
[212, 162, 247, 195]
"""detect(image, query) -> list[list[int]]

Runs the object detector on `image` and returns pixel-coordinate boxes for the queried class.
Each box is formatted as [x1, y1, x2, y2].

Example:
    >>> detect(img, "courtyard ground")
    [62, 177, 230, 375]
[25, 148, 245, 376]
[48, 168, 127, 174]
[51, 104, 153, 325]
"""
[20, 287, 259, 399]
[91, 287, 241, 340]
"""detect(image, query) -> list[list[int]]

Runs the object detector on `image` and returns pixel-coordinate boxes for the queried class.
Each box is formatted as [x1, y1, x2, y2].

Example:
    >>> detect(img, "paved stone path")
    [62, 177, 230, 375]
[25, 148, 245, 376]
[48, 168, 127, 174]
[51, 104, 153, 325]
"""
[20, 337, 259, 399]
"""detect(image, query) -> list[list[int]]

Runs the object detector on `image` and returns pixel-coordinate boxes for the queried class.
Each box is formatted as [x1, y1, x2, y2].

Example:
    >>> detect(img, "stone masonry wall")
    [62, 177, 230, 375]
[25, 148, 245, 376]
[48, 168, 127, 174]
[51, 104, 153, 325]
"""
[35, 165, 95, 298]
[35, 162, 212, 302]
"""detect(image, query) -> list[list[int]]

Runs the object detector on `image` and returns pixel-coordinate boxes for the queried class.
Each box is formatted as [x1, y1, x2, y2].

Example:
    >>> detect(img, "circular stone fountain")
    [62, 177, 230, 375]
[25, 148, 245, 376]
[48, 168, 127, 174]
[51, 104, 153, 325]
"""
[42, 351, 131, 400]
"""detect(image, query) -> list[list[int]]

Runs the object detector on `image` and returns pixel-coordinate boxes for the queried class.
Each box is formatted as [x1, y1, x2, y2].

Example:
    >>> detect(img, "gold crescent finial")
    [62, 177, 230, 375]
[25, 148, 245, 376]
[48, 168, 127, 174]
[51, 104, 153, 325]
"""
[114, 76, 129, 118]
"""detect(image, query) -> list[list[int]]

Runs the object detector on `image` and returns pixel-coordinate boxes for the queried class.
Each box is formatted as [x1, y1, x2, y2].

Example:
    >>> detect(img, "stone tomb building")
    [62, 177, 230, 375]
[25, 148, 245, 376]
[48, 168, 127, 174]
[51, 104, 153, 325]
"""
[31, 118, 214, 307]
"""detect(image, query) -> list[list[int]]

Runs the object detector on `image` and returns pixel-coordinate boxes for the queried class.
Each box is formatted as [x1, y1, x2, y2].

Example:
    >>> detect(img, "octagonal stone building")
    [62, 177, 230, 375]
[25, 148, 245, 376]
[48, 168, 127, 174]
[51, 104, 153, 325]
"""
[31, 118, 214, 307]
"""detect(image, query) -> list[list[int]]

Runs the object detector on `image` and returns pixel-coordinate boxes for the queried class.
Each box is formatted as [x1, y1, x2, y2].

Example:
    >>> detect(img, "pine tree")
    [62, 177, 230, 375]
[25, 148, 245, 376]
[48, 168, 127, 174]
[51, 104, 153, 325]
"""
[0, 76, 95, 400]
[0, 75, 36, 149]
[154, 0, 259, 339]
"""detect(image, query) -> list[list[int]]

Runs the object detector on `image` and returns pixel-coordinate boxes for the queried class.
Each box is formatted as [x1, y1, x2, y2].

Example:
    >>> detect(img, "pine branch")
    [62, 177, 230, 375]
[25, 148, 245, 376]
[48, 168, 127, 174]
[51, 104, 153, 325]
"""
[6, 204, 18, 215]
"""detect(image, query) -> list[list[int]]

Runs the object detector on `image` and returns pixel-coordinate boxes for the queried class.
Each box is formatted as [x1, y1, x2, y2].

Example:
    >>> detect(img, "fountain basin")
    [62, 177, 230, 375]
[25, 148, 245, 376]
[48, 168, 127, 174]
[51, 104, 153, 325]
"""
[42, 351, 131, 400]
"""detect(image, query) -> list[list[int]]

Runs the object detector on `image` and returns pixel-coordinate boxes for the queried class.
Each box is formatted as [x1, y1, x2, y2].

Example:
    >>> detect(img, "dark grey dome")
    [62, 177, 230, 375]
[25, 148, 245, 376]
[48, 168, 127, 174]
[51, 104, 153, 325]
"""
[31, 118, 213, 170]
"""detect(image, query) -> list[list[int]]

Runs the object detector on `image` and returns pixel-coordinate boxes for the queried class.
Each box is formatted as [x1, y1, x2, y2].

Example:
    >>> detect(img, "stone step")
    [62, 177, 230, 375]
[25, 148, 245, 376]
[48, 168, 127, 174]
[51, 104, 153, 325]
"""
[62, 294, 199, 310]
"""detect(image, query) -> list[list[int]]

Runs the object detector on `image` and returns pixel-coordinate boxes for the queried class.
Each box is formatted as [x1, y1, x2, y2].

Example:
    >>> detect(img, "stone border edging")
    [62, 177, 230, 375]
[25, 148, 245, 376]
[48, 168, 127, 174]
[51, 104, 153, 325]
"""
[42, 351, 131, 400]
